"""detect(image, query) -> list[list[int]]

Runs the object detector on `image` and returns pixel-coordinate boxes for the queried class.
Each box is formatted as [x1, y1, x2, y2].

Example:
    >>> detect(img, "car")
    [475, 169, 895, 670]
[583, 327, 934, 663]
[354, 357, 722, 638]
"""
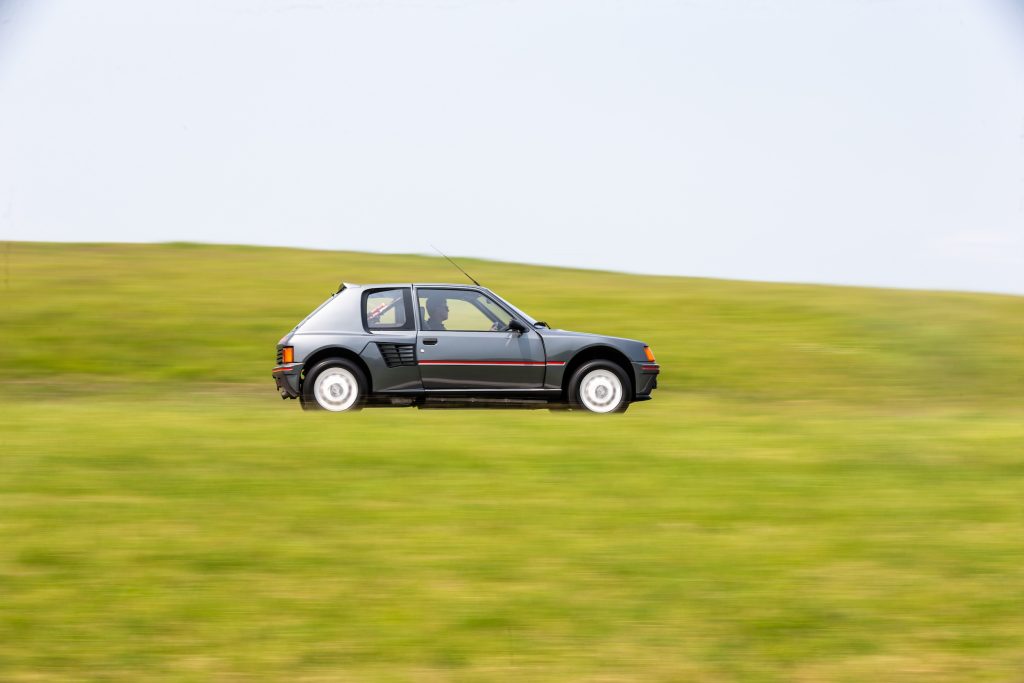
[272, 282, 660, 413]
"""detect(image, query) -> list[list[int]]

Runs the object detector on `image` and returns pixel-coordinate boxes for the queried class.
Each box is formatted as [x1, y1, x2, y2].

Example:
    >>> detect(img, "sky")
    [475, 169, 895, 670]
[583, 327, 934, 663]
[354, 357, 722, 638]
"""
[1, 0, 1023, 294]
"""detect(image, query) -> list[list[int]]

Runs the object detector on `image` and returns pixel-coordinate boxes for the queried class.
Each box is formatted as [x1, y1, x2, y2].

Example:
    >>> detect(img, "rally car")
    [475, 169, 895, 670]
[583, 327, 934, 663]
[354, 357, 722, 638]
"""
[272, 283, 659, 413]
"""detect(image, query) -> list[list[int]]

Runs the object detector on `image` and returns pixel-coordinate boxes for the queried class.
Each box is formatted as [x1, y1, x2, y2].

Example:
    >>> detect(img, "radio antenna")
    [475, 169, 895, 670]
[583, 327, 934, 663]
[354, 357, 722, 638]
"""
[430, 245, 482, 287]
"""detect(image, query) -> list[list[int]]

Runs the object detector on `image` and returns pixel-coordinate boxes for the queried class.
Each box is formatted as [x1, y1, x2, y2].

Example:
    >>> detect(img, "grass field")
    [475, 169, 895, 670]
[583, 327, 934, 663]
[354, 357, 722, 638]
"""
[2, 242, 1023, 681]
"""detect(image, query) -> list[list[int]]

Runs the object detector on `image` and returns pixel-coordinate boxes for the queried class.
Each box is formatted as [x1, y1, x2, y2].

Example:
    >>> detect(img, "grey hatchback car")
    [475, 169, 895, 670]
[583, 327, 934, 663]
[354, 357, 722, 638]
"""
[272, 283, 660, 413]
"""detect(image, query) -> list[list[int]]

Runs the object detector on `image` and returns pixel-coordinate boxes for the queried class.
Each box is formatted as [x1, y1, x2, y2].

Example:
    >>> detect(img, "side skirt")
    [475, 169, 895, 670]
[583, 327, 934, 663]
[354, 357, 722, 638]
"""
[364, 389, 563, 409]
[419, 397, 553, 409]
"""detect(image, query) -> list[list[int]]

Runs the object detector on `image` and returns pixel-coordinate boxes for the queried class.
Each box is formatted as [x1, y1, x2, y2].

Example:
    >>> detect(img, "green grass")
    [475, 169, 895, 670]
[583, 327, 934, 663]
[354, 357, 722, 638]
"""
[1, 242, 1023, 681]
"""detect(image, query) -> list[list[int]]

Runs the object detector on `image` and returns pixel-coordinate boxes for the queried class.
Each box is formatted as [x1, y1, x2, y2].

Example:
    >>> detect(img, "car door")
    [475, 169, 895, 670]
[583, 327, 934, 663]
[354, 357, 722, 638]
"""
[415, 287, 546, 390]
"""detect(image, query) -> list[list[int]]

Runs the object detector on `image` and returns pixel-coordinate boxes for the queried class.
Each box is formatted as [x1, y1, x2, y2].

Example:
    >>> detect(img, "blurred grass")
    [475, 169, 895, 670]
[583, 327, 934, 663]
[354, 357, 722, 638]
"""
[1, 241, 1023, 681]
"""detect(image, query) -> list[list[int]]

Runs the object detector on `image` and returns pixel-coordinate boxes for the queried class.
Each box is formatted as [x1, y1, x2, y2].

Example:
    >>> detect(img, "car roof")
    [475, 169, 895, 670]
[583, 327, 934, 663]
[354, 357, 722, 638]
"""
[342, 283, 489, 290]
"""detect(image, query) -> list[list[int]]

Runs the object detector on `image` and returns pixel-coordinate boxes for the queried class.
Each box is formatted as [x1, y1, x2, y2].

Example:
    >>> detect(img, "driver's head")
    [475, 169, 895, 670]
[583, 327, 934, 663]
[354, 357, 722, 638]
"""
[426, 295, 449, 322]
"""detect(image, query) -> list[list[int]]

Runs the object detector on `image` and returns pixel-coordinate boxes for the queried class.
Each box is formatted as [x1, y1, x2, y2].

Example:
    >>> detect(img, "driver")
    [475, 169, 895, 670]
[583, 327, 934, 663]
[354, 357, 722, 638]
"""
[424, 296, 449, 331]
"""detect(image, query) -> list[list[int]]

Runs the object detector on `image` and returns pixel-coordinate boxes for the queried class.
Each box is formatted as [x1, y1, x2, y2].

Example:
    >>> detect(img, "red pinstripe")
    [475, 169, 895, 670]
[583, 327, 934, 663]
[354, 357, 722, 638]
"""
[419, 360, 565, 366]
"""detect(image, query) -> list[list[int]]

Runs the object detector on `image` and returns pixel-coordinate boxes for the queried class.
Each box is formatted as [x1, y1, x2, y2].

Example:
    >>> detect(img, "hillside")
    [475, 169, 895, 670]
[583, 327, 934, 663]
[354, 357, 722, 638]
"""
[3, 241, 1023, 404]
[2, 242, 1023, 682]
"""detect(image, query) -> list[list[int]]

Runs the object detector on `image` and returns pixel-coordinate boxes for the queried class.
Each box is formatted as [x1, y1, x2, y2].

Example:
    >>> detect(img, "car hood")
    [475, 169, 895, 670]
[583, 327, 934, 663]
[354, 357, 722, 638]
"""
[538, 328, 644, 345]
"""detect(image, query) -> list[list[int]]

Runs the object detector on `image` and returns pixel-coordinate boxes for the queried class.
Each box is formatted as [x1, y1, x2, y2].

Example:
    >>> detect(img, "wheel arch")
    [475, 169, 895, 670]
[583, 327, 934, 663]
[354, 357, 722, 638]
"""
[561, 345, 635, 400]
[301, 345, 373, 393]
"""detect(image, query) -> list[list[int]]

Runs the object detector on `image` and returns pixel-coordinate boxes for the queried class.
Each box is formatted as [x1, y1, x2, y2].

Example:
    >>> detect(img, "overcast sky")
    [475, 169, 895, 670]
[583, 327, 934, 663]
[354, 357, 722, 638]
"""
[1, 0, 1023, 294]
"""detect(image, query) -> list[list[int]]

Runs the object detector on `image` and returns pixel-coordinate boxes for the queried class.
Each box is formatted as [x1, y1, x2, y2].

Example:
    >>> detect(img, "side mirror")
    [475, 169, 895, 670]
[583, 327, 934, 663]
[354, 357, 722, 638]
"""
[507, 319, 527, 335]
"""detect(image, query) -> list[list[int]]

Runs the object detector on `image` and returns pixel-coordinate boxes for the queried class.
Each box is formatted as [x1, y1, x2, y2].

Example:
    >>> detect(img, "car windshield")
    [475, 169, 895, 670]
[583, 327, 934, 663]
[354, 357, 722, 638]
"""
[486, 289, 539, 326]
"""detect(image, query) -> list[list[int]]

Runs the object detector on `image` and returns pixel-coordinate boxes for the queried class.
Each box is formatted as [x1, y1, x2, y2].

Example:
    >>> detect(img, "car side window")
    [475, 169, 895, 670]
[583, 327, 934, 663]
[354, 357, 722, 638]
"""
[418, 289, 511, 332]
[475, 295, 511, 329]
[364, 288, 414, 331]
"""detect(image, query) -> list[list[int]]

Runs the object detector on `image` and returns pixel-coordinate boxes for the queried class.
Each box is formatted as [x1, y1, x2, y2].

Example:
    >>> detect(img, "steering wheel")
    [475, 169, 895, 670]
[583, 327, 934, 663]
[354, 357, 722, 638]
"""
[490, 320, 507, 332]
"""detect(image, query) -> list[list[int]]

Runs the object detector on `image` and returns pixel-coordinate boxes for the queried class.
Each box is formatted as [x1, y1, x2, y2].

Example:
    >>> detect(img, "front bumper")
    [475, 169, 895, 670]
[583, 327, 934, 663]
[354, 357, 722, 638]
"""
[632, 362, 660, 400]
[272, 364, 303, 399]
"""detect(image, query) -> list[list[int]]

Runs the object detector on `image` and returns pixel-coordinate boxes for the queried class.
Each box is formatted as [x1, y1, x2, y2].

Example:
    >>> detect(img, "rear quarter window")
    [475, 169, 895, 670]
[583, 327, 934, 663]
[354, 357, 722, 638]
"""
[364, 288, 414, 332]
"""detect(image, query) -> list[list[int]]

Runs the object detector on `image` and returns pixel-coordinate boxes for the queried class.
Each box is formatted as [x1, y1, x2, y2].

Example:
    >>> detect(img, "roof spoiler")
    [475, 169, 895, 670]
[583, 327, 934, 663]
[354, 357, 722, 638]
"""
[337, 281, 356, 294]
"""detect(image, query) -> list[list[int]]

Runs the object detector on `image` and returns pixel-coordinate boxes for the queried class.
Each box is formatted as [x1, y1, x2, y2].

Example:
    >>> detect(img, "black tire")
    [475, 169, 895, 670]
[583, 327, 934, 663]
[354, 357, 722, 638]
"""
[301, 358, 367, 412]
[567, 360, 630, 414]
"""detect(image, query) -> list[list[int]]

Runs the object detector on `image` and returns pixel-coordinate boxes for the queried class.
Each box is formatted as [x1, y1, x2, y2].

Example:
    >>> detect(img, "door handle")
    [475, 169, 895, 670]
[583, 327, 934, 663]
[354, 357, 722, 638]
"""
[423, 338, 438, 345]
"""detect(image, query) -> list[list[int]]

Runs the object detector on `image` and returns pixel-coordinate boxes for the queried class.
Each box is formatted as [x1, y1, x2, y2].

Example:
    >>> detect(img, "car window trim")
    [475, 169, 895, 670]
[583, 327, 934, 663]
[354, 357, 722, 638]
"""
[413, 286, 530, 334]
[362, 286, 415, 333]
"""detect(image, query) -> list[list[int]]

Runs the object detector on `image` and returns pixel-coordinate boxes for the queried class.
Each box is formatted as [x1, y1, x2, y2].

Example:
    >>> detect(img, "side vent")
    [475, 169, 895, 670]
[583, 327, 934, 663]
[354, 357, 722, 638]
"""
[378, 343, 417, 368]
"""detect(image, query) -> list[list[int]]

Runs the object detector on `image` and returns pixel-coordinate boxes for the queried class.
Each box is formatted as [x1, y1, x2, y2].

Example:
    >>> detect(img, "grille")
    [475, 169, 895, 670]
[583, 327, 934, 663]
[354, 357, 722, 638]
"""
[378, 343, 417, 368]
[276, 348, 283, 364]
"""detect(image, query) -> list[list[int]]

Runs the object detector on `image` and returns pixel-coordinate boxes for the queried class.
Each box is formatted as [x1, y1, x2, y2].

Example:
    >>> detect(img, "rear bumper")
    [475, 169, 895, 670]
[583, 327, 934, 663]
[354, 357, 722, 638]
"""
[272, 364, 303, 399]
[632, 362, 660, 399]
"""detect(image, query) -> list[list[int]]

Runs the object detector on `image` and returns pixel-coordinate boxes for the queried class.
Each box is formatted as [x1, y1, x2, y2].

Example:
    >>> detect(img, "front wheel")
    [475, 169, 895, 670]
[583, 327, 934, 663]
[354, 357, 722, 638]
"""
[568, 360, 630, 414]
[301, 359, 367, 412]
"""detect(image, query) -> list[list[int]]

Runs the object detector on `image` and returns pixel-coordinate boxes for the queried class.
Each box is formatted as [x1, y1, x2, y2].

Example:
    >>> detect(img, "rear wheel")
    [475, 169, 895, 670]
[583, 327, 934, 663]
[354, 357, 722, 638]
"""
[301, 359, 366, 412]
[568, 360, 630, 414]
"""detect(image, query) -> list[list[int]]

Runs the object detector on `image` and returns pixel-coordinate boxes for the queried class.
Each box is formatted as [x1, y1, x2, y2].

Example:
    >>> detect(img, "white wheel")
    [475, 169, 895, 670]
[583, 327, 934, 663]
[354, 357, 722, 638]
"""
[312, 367, 360, 412]
[578, 368, 624, 413]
